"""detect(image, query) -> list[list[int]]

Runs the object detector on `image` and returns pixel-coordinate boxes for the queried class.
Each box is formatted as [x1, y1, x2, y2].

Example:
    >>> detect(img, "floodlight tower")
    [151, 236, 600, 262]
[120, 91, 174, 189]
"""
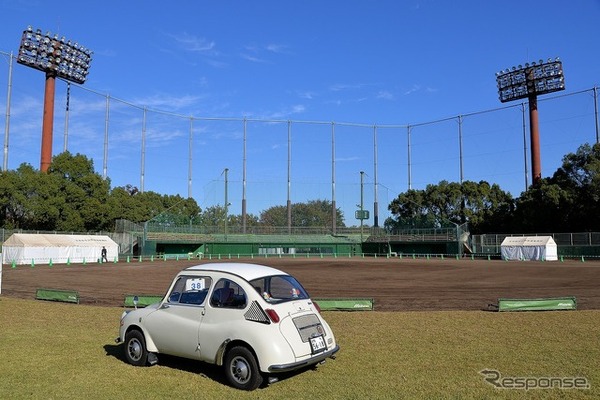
[496, 58, 565, 184]
[17, 26, 92, 172]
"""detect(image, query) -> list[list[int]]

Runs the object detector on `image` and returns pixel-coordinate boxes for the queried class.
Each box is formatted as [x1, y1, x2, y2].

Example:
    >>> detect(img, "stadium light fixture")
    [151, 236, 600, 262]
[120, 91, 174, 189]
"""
[496, 58, 564, 103]
[495, 58, 565, 184]
[17, 26, 93, 172]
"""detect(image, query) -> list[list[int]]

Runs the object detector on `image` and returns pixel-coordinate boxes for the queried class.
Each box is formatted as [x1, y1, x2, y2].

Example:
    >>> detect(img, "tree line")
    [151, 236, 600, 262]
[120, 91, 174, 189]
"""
[0, 143, 598, 234]
[385, 142, 600, 234]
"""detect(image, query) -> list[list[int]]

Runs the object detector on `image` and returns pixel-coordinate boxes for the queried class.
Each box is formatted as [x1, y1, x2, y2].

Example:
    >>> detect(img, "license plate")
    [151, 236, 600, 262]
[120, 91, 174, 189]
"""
[309, 335, 327, 354]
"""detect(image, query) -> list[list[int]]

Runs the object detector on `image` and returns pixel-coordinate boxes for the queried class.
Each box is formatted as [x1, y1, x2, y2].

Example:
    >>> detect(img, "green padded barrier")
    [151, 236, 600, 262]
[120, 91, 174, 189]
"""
[36, 288, 80, 304]
[314, 298, 374, 311]
[498, 297, 576, 312]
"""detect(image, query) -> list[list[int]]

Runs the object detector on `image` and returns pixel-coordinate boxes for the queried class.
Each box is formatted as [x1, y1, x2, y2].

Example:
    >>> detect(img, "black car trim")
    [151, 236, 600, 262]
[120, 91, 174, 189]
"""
[267, 345, 340, 373]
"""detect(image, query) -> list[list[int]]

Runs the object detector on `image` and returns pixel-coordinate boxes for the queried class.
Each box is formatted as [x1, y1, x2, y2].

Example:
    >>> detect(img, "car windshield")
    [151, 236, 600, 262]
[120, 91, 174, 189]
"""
[249, 275, 309, 304]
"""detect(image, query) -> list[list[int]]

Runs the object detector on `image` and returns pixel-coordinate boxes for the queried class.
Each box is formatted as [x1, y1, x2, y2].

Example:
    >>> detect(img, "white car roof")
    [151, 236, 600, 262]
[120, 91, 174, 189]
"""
[184, 263, 288, 282]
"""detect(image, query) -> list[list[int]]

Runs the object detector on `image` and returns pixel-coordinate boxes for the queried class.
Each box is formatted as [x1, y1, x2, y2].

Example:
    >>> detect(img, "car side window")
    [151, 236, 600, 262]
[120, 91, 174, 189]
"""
[210, 279, 247, 309]
[168, 275, 212, 306]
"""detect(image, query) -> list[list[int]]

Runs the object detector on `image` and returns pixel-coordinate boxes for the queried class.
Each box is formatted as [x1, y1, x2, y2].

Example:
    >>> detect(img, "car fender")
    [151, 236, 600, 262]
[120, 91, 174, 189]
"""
[216, 325, 295, 372]
[121, 305, 161, 353]
[124, 323, 160, 353]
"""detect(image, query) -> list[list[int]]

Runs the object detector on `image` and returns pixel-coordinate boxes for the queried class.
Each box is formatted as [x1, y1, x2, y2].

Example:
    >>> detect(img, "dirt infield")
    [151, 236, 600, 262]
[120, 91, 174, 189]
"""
[2, 257, 599, 311]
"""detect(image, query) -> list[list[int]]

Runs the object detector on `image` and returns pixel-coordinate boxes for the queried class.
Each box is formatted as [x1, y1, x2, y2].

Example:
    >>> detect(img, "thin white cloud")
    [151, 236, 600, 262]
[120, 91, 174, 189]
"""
[205, 59, 228, 68]
[69, 97, 108, 115]
[403, 84, 437, 95]
[329, 83, 365, 92]
[240, 53, 265, 63]
[265, 44, 288, 54]
[241, 43, 289, 63]
[291, 104, 305, 114]
[404, 84, 421, 95]
[6, 95, 41, 117]
[297, 91, 315, 100]
[172, 32, 216, 53]
[245, 104, 307, 121]
[145, 127, 187, 148]
[377, 90, 394, 100]
[131, 93, 205, 110]
[163, 32, 225, 68]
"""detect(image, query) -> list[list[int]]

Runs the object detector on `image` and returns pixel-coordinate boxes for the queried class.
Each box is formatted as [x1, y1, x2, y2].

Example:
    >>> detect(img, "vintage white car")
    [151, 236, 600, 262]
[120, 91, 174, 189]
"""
[116, 262, 339, 390]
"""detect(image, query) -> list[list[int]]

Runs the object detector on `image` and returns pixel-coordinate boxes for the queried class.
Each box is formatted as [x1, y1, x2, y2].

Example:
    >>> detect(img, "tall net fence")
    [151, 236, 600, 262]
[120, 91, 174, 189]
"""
[1, 51, 599, 228]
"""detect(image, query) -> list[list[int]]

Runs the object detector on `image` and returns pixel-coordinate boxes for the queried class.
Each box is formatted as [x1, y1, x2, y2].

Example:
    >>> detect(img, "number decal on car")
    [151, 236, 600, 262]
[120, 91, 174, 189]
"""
[186, 278, 205, 291]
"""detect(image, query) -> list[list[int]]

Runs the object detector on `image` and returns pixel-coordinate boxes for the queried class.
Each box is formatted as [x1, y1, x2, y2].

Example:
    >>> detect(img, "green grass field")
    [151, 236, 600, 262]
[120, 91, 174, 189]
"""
[0, 297, 597, 399]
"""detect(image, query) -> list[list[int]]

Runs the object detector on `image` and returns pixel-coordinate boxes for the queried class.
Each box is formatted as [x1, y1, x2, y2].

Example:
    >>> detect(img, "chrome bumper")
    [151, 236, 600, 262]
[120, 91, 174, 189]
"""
[268, 345, 340, 373]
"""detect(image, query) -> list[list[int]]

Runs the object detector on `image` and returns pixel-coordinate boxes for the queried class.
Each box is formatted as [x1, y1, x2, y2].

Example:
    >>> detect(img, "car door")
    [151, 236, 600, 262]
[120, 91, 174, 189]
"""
[143, 275, 211, 359]
[197, 278, 248, 361]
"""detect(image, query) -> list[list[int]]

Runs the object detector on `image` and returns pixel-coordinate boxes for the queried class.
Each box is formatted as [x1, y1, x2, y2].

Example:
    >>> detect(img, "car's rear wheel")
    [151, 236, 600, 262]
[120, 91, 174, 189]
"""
[224, 346, 263, 391]
[124, 330, 148, 366]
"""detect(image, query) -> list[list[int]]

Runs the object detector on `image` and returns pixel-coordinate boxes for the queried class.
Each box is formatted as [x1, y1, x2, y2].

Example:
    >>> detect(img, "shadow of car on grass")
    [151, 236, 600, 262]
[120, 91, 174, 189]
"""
[103, 343, 317, 389]
[103, 343, 228, 386]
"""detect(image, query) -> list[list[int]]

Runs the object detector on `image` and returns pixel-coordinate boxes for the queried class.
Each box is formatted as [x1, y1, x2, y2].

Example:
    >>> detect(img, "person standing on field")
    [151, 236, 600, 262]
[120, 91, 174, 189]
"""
[101, 246, 108, 263]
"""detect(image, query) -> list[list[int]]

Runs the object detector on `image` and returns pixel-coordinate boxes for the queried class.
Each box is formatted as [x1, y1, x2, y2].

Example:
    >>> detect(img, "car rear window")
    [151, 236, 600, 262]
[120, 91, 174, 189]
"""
[250, 275, 309, 303]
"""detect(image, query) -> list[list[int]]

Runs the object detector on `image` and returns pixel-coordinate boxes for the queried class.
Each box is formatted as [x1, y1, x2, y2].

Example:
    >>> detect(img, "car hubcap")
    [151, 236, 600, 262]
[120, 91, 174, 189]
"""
[231, 357, 250, 383]
[128, 339, 142, 361]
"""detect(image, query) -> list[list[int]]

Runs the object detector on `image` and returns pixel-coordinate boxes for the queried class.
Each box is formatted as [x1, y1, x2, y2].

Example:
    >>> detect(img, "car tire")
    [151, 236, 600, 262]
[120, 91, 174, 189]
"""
[124, 330, 149, 367]
[224, 346, 263, 391]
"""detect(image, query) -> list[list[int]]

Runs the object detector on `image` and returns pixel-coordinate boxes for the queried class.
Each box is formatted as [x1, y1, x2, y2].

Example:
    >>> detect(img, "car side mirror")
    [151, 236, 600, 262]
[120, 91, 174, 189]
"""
[133, 295, 139, 309]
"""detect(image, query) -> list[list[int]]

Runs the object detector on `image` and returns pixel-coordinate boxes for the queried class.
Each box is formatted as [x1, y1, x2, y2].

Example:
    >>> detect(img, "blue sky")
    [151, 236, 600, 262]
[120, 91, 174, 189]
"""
[0, 0, 599, 226]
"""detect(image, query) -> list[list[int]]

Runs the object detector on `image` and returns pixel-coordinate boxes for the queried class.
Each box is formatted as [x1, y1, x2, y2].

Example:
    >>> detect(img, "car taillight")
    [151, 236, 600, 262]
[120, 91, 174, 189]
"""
[313, 301, 322, 313]
[265, 308, 280, 323]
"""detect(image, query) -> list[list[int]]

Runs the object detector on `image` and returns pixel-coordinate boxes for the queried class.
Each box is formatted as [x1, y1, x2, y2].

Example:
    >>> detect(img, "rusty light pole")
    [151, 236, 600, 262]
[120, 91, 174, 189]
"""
[17, 26, 92, 172]
[496, 58, 565, 185]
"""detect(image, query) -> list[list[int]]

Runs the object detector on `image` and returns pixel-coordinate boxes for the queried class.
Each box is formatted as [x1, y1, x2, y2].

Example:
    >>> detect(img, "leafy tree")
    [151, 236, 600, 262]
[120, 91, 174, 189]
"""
[194, 206, 259, 230]
[259, 205, 287, 226]
[0, 165, 30, 229]
[198, 205, 228, 227]
[229, 213, 260, 228]
[386, 189, 435, 229]
[552, 142, 600, 231]
[47, 152, 112, 231]
[387, 180, 514, 234]
[109, 189, 202, 226]
[513, 143, 600, 232]
[107, 186, 145, 223]
[147, 194, 202, 226]
[259, 199, 345, 228]
[512, 179, 571, 233]
[460, 180, 515, 233]
[0, 164, 62, 230]
[49, 152, 97, 181]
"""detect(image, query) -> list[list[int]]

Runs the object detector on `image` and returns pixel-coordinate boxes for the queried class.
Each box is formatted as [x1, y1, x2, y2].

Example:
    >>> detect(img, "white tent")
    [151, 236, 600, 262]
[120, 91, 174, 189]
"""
[500, 236, 558, 261]
[2, 234, 119, 265]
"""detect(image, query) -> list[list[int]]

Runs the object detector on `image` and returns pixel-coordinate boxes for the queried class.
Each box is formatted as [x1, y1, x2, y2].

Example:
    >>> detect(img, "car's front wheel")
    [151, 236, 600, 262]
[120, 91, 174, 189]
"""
[124, 330, 148, 366]
[224, 346, 263, 391]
